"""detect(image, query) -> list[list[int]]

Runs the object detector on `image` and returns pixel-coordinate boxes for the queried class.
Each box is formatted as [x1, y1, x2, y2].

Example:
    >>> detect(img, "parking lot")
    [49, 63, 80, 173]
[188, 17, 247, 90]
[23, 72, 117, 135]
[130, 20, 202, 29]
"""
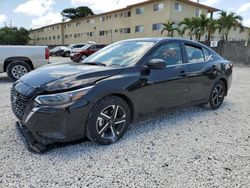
[0, 61, 249, 187]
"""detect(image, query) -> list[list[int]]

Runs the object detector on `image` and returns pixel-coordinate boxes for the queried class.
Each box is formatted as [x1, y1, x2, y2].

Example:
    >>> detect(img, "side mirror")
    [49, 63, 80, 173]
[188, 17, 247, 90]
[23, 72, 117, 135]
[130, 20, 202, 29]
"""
[146, 59, 167, 69]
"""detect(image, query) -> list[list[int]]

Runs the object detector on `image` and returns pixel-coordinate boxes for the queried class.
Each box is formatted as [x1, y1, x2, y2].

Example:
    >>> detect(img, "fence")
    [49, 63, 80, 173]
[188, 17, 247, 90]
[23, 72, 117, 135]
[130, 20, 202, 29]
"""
[202, 41, 250, 65]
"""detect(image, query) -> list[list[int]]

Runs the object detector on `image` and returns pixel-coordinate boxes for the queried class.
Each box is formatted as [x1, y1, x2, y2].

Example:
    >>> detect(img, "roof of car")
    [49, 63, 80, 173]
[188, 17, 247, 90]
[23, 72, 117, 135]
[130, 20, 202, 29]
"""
[122, 37, 201, 44]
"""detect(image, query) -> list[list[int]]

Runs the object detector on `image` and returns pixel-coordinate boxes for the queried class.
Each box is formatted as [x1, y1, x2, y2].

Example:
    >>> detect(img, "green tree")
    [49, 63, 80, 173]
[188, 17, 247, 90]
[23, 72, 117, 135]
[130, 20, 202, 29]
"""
[179, 18, 196, 40]
[161, 21, 179, 37]
[196, 14, 210, 41]
[207, 18, 218, 41]
[0, 27, 30, 45]
[61, 6, 94, 20]
[217, 11, 243, 41]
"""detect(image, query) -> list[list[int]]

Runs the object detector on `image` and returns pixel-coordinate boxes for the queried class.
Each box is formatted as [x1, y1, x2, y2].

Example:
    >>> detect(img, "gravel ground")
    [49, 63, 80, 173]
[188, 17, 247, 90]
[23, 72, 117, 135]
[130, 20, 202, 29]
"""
[0, 65, 249, 188]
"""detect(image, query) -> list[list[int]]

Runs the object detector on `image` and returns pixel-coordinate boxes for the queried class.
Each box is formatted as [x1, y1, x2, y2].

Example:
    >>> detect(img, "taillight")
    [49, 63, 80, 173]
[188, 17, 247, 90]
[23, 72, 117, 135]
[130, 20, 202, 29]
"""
[45, 48, 49, 60]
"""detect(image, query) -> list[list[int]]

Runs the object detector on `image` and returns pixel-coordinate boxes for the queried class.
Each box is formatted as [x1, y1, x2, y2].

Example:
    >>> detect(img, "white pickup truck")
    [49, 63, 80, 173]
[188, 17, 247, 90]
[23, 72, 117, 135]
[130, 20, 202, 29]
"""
[0, 46, 50, 81]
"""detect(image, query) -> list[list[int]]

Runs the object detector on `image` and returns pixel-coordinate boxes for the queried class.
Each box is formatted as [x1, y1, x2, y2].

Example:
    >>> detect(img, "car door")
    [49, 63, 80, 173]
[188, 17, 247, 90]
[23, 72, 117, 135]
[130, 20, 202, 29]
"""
[183, 42, 215, 103]
[135, 41, 189, 115]
[88, 45, 97, 55]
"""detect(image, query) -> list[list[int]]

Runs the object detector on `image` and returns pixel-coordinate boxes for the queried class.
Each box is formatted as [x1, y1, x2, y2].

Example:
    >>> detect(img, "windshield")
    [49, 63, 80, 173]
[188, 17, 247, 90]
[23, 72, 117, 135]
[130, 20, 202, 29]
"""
[82, 41, 155, 67]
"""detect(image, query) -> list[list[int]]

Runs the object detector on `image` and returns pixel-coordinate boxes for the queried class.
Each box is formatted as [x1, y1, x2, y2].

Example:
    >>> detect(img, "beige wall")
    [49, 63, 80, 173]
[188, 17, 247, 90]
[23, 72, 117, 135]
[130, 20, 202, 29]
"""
[29, 0, 249, 46]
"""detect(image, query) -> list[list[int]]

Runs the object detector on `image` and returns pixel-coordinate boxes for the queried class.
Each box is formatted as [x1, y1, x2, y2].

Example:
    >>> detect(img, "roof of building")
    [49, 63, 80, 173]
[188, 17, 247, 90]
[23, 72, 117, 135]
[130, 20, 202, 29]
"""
[31, 0, 220, 31]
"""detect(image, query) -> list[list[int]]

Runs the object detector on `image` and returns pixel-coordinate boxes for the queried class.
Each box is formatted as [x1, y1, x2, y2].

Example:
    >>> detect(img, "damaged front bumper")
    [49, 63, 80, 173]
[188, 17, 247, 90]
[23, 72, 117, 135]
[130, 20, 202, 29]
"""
[16, 121, 47, 153]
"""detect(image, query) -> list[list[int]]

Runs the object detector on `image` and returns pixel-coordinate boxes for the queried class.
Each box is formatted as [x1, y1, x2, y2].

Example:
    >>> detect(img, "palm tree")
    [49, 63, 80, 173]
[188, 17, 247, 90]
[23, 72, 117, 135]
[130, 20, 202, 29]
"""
[197, 14, 210, 41]
[161, 21, 179, 37]
[217, 11, 243, 41]
[207, 18, 218, 41]
[179, 18, 195, 40]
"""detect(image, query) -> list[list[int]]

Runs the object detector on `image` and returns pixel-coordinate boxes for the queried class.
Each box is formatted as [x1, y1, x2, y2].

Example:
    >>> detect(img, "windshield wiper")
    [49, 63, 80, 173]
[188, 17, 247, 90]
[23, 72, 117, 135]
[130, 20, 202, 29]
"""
[83, 62, 106, 67]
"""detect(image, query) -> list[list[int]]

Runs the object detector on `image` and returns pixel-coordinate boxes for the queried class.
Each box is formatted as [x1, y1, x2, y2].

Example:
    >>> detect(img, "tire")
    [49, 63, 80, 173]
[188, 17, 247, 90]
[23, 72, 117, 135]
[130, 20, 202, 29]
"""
[86, 96, 131, 145]
[6, 61, 32, 82]
[64, 51, 70, 57]
[81, 54, 87, 60]
[208, 80, 226, 110]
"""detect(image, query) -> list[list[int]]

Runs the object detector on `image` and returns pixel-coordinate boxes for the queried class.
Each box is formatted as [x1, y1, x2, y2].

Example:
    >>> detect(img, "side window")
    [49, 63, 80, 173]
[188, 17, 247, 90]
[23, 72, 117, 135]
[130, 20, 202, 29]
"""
[203, 48, 212, 61]
[185, 44, 205, 63]
[149, 42, 183, 66]
[89, 45, 96, 50]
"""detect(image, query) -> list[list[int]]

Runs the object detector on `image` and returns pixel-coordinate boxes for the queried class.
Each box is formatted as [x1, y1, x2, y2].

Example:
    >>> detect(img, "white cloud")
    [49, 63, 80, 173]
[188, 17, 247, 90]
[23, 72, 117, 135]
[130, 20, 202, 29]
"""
[14, 0, 55, 17]
[237, 2, 250, 14]
[243, 18, 250, 27]
[0, 14, 7, 23]
[31, 11, 62, 29]
[70, 0, 145, 13]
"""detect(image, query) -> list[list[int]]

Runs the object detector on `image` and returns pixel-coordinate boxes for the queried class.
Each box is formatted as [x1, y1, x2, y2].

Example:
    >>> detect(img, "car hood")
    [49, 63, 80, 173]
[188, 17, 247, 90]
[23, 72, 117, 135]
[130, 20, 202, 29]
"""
[19, 63, 122, 92]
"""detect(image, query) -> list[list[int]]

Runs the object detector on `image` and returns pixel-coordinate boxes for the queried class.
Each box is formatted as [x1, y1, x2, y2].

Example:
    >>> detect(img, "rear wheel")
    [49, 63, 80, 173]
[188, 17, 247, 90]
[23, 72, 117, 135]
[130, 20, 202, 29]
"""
[86, 96, 131, 145]
[6, 61, 32, 81]
[208, 80, 226, 110]
[81, 54, 87, 60]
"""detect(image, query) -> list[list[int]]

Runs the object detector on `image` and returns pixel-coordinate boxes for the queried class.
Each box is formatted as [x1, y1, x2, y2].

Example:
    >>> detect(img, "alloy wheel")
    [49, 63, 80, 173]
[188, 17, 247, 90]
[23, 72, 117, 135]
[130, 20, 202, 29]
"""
[11, 65, 28, 79]
[211, 84, 224, 107]
[96, 105, 126, 139]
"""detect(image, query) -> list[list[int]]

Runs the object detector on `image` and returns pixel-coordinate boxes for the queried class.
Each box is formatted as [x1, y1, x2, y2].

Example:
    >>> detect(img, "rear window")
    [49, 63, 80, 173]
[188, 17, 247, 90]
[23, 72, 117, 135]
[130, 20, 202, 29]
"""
[185, 44, 205, 63]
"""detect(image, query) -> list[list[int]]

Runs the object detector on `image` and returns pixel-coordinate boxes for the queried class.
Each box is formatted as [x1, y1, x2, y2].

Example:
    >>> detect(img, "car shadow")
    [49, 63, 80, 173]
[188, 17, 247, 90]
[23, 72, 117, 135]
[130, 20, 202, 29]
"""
[43, 100, 235, 156]
[0, 74, 12, 84]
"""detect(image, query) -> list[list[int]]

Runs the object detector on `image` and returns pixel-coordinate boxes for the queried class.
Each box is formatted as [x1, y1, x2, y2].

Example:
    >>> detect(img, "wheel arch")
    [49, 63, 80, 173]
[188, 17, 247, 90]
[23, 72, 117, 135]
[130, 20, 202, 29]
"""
[99, 93, 135, 122]
[4, 57, 34, 72]
[219, 78, 228, 96]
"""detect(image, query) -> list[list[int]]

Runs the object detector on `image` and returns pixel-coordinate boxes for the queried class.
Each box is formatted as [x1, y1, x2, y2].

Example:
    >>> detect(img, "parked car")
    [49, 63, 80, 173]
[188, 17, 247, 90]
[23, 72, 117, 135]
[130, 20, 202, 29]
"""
[70, 44, 106, 62]
[11, 38, 233, 152]
[49, 46, 67, 56]
[0, 45, 49, 81]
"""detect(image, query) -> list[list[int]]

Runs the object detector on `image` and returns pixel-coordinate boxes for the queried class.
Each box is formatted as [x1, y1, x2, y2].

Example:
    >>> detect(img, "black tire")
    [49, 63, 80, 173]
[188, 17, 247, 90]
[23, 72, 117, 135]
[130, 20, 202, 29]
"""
[86, 96, 131, 145]
[208, 80, 226, 110]
[64, 51, 70, 57]
[6, 61, 32, 82]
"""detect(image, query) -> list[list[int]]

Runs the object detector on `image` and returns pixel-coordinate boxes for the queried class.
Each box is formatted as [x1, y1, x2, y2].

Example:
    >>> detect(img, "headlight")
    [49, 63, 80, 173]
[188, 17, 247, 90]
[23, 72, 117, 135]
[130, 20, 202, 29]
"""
[35, 86, 93, 105]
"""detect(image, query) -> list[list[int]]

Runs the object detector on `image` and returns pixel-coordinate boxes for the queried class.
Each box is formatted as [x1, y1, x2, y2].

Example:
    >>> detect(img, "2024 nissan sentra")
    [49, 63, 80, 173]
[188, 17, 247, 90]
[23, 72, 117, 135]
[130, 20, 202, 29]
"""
[11, 38, 233, 152]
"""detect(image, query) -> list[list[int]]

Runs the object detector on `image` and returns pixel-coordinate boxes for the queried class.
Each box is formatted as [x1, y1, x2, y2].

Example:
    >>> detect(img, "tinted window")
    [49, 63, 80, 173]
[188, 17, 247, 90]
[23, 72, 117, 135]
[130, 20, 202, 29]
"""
[185, 45, 205, 63]
[149, 42, 183, 66]
[203, 48, 211, 61]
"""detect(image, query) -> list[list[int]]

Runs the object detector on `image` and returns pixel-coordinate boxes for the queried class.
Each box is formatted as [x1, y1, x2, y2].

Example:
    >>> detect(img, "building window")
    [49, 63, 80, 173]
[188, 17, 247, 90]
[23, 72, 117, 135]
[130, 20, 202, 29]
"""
[100, 31, 105, 36]
[154, 3, 164, 11]
[136, 7, 144, 15]
[90, 19, 95, 24]
[57, 35, 60, 39]
[195, 8, 202, 17]
[174, 3, 183, 12]
[124, 11, 131, 17]
[152, 23, 163, 31]
[100, 17, 105, 22]
[135, 25, 144, 33]
[123, 28, 131, 34]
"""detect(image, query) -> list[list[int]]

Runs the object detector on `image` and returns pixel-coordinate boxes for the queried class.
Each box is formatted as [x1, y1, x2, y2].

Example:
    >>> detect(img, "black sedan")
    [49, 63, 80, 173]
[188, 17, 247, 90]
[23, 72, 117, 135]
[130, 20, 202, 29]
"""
[11, 38, 233, 152]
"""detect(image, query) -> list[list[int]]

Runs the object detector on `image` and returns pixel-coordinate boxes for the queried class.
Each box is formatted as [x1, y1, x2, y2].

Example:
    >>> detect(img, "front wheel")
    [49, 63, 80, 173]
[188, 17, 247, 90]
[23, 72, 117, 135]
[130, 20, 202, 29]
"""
[7, 61, 32, 82]
[86, 96, 131, 145]
[208, 80, 226, 110]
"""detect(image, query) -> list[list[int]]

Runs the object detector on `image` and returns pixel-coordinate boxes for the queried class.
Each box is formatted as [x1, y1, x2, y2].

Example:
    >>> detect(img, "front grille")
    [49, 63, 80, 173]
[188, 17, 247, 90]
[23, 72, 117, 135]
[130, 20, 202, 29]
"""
[11, 87, 30, 121]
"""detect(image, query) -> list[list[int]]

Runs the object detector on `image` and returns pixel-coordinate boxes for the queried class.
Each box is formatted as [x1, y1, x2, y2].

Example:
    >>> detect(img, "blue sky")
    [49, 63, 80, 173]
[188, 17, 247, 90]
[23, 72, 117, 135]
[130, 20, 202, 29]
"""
[0, 0, 250, 29]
